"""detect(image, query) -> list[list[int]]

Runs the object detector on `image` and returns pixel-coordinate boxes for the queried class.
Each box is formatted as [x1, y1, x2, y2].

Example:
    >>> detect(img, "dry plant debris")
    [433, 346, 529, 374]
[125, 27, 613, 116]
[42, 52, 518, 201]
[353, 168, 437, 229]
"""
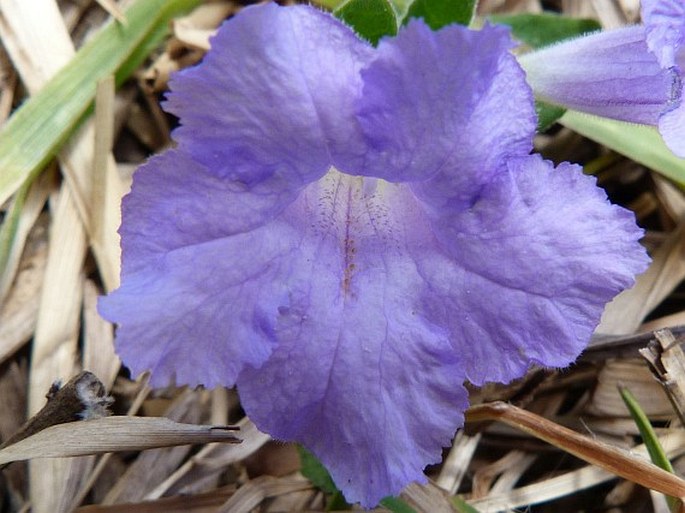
[0, 0, 684, 512]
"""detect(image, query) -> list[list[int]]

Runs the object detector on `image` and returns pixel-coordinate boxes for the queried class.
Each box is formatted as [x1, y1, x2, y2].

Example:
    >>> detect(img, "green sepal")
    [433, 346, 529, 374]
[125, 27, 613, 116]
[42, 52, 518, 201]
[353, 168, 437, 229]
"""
[536, 100, 566, 133]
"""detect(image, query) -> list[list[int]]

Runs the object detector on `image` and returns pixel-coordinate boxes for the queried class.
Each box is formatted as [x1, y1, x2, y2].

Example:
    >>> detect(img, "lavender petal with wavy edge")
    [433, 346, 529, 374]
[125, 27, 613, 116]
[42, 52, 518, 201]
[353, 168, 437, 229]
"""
[100, 3, 649, 507]
[643, 0, 685, 68]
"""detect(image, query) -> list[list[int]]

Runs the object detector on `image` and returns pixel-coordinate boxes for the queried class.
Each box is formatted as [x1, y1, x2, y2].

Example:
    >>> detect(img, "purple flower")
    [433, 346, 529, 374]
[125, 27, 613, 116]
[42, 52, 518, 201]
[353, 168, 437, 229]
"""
[643, 0, 685, 68]
[520, 0, 685, 157]
[99, 4, 649, 506]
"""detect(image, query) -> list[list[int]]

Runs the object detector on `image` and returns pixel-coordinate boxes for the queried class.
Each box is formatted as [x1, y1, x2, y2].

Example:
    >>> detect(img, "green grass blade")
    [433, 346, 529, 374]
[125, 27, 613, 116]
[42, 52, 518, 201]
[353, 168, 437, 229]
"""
[0, 179, 30, 296]
[620, 386, 679, 511]
[488, 12, 600, 49]
[560, 110, 685, 186]
[380, 496, 418, 513]
[0, 0, 201, 207]
[452, 495, 482, 513]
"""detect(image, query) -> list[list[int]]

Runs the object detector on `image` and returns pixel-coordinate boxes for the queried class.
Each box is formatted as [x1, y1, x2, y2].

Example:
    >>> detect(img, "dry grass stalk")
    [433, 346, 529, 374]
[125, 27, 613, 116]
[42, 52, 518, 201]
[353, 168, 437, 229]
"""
[0, 230, 47, 363]
[435, 431, 481, 494]
[94, 0, 127, 24]
[0, 0, 98, 509]
[102, 390, 206, 504]
[652, 174, 685, 221]
[469, 431, 685, 511]
[471, 450, 536, 498]
[588, 359, 673, 418]
[143, 417, 270, 500]
[172, 2, 237, 50]
[76, 485, 236, 513]
[401, 482, 458, 513]
[0, 416, 240, 465]
[216, 475, 312, 513]
[641, 329, 685, 426]
[588, 0, 629, 27]
[0, 168, 54, 303]
[468, 402, 685, 499]
[82, 280, 119, 389]
[599, 220, 685, 334]
[91, 75, 122, 292]
[67, 374, 151, 511]
[28, 184, 85, 513]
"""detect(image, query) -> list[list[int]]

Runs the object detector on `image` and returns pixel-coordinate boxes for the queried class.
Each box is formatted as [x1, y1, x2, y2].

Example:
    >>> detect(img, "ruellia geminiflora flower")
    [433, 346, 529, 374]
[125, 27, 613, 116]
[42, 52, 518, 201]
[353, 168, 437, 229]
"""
[99, 4, 650, 506]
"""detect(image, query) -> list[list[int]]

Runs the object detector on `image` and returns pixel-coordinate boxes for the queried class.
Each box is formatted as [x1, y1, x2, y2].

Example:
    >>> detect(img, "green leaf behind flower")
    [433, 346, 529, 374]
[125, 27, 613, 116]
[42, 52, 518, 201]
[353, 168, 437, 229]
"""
[298, 445, 339, 494]
[330, 0, 475, 44]
[334, 0, 399, 44]
[488, 12, 600, 49]
[404, 0, 476, 29]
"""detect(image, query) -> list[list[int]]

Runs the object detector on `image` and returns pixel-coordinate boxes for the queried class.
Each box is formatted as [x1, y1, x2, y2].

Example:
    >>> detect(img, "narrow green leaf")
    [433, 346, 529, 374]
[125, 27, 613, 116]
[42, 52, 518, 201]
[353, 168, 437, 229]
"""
[0, 0, 201, 208]
[297, 446, 339, 494]
[328, 491, 351, 511]
[0, 180, 30, 294]
[620, 387, 674, 473]
[452, 495, 482, 513]
[334, 0, 399, 44]
[381, 497, 416, 513]
[297, 446, 353, 510]
[404, 0, 476, 29]
[380, 496, 418, 513]
[488, 12, 601, 49]
[620, 386, 678, 511]
[561, 110, 685, 186]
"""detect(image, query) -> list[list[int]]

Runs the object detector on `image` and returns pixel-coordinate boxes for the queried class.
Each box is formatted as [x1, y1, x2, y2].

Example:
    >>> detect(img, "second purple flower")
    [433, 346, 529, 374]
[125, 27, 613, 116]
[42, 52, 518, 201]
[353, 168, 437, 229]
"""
[521, 0, 685, 156]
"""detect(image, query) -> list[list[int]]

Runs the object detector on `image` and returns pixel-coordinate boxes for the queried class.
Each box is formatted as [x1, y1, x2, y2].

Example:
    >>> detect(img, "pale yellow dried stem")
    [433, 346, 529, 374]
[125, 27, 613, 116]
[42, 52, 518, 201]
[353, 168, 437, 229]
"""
[467, 402, 685, 500]
[599, 220, 685, 334]
[0, 1, 102, 509]
[95, 0, 128, 24]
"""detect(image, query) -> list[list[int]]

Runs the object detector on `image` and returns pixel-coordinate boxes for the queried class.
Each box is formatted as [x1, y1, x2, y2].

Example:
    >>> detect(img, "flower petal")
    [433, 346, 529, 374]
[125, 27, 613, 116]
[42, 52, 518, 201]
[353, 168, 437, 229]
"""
[642, 0, 685, 68]
[521, 26, 673, 125]
[165, 3, 373, 186]
[235, 170, 470, 507]
[98, 150, 305, 387]
[352, 20, 535, 206]
[114, 150, 300, 269]
[659, 95, 685, 156]
[419, 156, 650, 385]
